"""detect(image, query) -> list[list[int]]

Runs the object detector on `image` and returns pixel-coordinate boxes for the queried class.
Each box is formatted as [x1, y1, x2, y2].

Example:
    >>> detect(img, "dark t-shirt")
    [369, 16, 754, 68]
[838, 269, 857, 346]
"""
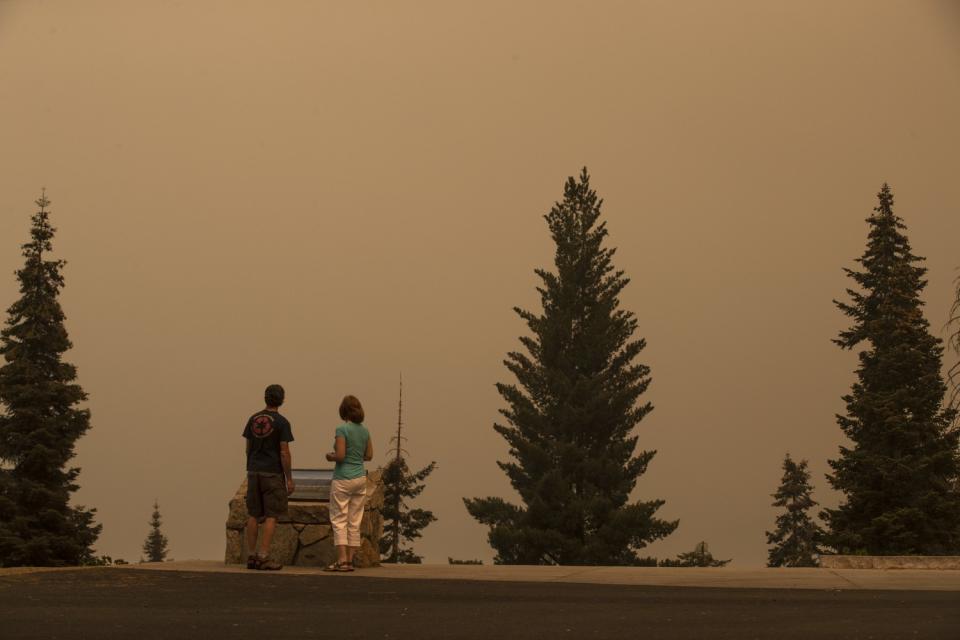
[242, 410, 294, 474]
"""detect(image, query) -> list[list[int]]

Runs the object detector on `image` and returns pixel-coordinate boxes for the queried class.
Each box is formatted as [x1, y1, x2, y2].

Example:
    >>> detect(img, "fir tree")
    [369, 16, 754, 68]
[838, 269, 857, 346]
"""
[824, 184, 960, 555]
[766, 454, 822, 567]
[947, 274, 960, 415]
[379, 377, 436, 564]
[141, 500, 169, 563]
[464, 168, 677, 565]
[0, 192, 100, 567]
[659, 541, 730, 567]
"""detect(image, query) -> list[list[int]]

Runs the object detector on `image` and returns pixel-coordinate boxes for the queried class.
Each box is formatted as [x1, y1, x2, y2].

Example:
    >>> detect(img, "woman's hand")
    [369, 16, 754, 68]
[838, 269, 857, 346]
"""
[325, 452, 335, 462]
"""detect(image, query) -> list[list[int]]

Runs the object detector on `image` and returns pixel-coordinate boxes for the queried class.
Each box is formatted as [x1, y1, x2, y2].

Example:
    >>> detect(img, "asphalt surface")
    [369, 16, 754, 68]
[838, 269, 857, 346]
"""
[1, 568, 957, 639]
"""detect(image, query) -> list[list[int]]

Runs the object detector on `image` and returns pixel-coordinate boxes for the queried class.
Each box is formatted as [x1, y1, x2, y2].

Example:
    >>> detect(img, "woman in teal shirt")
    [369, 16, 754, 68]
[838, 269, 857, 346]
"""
[325, 395, 372, 571]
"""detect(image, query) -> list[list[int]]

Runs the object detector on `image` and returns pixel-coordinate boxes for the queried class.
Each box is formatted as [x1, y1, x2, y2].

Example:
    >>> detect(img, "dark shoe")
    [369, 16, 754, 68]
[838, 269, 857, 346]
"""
[246, 555, 258, 570]
[256, 557, 282, 571]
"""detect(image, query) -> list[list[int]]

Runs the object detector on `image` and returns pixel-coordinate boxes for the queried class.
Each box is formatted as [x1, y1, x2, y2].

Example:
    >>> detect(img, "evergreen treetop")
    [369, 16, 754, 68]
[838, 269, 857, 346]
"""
[464, 168, 677, 565]
[380, 456, 436, 564]
[659, 541, 730, 567]
[824, 184, 960, 555]
[142, 500, 169, 563]
[766, 454, 822, 567]
[0, 192, 100, 567]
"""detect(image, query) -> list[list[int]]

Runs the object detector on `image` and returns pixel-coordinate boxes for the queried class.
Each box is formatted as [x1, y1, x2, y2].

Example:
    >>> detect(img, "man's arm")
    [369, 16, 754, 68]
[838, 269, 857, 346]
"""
[280, 442, 294, 494]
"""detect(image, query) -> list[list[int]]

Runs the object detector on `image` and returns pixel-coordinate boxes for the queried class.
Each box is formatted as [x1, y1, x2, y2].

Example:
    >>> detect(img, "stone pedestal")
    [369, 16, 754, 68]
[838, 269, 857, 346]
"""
[225, 470, 383, 568]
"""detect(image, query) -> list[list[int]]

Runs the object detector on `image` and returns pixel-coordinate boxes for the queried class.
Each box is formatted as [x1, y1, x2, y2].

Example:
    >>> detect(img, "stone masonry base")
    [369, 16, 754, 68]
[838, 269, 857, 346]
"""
[225, 470, 383, 568]
[820, 555, 960, 570]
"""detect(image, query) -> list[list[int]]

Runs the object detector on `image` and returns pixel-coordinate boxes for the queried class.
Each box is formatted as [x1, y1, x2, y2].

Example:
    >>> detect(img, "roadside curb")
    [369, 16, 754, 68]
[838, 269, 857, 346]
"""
[123, 560, 960, 592]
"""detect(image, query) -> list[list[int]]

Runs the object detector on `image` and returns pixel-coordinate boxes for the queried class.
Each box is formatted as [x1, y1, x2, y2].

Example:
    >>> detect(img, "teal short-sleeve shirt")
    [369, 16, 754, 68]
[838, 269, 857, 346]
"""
[333, 421, 370, 480]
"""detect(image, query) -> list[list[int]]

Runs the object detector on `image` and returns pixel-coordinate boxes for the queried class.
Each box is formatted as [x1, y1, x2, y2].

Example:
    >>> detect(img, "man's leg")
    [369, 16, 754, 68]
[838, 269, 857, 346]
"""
[244, 473, 263, 568]
[253, 474, 287, 570]
[245, 516, 259, 557]
[258, 517, 277, 557]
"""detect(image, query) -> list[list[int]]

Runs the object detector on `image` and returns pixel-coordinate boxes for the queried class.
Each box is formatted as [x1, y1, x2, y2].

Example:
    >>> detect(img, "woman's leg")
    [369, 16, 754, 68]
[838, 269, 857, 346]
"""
[345, 477, 367, 564]
[330, 479, 351, 566]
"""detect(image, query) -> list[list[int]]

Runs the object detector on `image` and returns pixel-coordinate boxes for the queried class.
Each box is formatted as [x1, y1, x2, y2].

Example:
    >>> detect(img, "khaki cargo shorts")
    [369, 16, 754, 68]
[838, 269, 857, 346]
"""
[246, 472, 288, 520]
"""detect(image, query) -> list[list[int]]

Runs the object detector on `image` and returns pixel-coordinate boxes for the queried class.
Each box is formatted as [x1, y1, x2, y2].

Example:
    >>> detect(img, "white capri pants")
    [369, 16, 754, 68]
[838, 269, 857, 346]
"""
[330, 476, 367, 547]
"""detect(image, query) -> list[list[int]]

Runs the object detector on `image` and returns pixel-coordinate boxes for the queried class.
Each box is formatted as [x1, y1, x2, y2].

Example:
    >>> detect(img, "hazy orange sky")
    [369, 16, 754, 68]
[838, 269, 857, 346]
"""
[1, 1, 958, 566]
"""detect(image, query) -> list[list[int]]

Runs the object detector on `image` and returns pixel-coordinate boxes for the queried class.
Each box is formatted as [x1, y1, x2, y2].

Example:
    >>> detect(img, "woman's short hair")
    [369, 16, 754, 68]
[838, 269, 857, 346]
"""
[339, 395, 364, 423]
[264, 384, 285, 408]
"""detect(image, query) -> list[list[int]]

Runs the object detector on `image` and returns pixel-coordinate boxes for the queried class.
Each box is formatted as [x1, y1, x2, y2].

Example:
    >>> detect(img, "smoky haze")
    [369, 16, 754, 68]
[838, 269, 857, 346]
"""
[0, 0, 958, 566]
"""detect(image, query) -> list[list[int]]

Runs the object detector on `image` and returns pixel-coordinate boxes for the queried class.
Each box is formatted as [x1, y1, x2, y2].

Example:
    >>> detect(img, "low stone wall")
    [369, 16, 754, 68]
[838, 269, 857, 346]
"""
[225, 470, 383, 568]
[820, 555, 960, 570]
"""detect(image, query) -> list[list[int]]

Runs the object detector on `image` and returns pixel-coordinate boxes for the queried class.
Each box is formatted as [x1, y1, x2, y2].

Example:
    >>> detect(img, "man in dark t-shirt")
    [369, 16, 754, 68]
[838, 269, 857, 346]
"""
[242, 384, 295, 570]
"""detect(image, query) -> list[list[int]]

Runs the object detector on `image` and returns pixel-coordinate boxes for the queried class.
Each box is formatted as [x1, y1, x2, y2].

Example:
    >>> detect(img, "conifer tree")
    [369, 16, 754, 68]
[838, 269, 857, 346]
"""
[0, 192, 100, 566]
[464, 169, 677, 565]
[766, 455, 822, 567]
[824, 184, 960, 555]
[947, 274, 960, 415]
[380, 377, 436, 564]
[659, 541, 730, 567]
[142, 500, 169, 563]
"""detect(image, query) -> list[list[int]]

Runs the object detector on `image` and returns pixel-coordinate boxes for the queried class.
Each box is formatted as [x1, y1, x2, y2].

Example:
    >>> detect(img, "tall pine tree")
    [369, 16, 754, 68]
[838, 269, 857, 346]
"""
[464, 169, 677, 565]
[948, 276, 960, 502]
[824, 184, 960, 555]
[947, 274, 960, 415]
[380, 377, 437, 564]
[0, 192, 100, 566]
[766, 454, 822, 567]
[142, 500, 169, 563]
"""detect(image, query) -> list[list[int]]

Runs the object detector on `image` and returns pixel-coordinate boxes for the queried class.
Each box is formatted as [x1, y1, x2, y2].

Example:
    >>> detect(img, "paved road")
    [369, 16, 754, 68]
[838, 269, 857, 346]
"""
[134, 559, 960, 591]
[1, 568, 957, 639]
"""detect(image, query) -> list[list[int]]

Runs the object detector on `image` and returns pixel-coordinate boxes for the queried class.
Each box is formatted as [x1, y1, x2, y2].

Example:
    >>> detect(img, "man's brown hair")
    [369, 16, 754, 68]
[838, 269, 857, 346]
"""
[339, 395, 364, 423]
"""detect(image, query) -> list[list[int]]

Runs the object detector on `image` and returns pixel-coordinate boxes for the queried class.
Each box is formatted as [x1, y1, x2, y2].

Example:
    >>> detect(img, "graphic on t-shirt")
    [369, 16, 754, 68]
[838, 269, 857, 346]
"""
[251, 414, 275, 438]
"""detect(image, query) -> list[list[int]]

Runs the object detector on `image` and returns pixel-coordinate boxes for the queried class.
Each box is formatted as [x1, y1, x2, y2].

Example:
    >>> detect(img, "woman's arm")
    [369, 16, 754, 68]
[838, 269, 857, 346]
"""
[363, 437, 373, 462]
[325, 436, 347, 462]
